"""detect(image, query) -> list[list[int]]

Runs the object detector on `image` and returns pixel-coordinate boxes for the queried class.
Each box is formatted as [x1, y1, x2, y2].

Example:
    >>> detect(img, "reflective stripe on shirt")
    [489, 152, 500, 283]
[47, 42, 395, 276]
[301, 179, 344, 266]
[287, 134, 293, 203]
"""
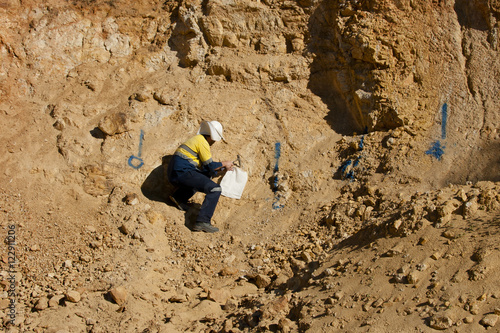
[174, 135, 214, 169]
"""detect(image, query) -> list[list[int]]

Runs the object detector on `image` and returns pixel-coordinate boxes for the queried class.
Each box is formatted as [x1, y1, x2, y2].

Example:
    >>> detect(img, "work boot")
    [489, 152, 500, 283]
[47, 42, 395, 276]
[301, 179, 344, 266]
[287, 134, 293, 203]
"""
[192, 222, 219, 233]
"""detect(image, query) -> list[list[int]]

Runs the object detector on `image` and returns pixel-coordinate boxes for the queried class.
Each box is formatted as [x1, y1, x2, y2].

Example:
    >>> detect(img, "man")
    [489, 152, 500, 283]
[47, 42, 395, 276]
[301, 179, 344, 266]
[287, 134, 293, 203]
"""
[167, 121, 234, 233]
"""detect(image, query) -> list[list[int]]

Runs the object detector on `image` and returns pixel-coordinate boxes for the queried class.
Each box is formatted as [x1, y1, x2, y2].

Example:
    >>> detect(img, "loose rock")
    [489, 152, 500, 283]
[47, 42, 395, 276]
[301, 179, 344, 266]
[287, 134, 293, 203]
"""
[49, 294, 65, 307]
[208, 288, 231, 304]
[109, 286, 128, 305]
[124, 193, 139, 205]
[254, 274, 272, 289]
[429, 315, 453, 330]
[480, 314, 498, 327]
[66, 290, 81, 303]
[34, 297, 49, 311]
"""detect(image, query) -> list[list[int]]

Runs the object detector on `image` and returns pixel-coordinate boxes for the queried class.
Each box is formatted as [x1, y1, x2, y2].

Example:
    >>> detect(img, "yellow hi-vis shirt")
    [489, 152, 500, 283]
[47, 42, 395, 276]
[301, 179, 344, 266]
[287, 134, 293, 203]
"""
[174, 134, 214, 169]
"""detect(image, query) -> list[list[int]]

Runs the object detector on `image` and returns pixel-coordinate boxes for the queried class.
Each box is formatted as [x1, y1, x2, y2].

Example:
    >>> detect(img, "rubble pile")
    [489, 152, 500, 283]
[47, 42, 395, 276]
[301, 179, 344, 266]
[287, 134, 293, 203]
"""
[0, 0, 498, 331]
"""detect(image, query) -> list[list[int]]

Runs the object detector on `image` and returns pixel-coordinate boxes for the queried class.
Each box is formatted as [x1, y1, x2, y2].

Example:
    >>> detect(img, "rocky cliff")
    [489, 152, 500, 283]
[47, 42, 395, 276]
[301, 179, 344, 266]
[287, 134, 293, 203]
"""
[0, 0, 499, 332]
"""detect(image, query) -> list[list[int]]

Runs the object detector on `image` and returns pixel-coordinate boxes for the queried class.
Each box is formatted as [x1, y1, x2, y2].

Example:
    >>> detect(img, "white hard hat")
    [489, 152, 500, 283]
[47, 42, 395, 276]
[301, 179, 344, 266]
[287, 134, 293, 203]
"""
[198, 120, 225, 142]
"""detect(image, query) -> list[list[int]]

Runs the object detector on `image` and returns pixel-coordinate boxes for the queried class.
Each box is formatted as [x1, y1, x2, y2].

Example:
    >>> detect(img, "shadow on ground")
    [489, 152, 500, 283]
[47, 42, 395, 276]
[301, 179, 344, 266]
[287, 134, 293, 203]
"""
[141, 155, 206, 231]
[141, 155, 175, 206]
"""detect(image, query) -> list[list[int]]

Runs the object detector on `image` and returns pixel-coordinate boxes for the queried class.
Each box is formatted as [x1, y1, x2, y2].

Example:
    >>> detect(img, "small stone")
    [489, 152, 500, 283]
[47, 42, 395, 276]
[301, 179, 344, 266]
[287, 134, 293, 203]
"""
[254, 274, 272, 289]
[393, 273, 406, 283]
[406, 271, 421, 284]
[301, 250, 313, 262]
[248, 258, 264, 268]
[333, 291, 345, 300]
[372, 298, 384, 308]
[389, 219, 403, 235]
[34, 297, 49, 310]
[442, 230, 458, 239]
[397, 264, 411, 274]
[231, 235, 242, 244]
[109, 286, 128, 305]
[464, 316, 474, 324]
[418, 237, 428, 245]
[89, 240, 102, 249]
[145, 210, 163, 224]
[66, 290, 81, 303]
[457, 188, 468, 201]
[417, 258, 432, 271]
[261, 296, 289, 320]
[222, 320, 234, 333]
[471, 247, 490, 262]
[219, 266, 238, 276]
[467, 301, 481, 315]
[224, 298, 238, 311]
[429, 315, 453, 330]
[63, 260, 73, 268]
[480, 314, 498, 327]
[131, 90, 150, 102]
[124, 193, 139, 205]
[437, 199, 461, 223]
[363, 206, 374, 221]
[153, 89, 180, 105]
[208, 288, 231, 304]
[431, 252, 441, 260]
[272, 273, 291, 288]
[385, 243, 404, 257]
[53, 119, 65, 130]
[362, 302, 371, 312]
[430, 282, 441, 290]
[75, 312, 86, 318]
[279, 317, 293, 333]
[49, 294, 65, 307]
[393, 295, 404, 303]
[169, 294, 187, 303]
[251, 248, 265, 259]
[119, 222, 134, 235]
[98, 111, 131, 136]
[463, 198, 479, 218]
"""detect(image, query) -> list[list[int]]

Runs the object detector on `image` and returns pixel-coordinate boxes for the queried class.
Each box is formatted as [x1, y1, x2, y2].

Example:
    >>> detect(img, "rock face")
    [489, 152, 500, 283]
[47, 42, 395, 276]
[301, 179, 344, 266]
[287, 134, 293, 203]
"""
[313, 0, 498, 137]
[0, 0, 499, 332]
[4, 0, 498, 136]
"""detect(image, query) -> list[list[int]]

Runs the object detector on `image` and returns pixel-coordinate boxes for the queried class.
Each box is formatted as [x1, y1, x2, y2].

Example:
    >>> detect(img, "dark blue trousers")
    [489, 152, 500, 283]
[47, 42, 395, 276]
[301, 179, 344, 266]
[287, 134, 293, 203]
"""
[167, 168, 222, 224]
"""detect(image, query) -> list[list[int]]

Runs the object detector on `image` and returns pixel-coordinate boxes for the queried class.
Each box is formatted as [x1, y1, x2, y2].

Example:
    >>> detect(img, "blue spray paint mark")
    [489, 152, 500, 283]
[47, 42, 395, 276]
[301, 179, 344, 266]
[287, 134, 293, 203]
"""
[338, 134, 365, 181]
[425, 140, 446, 161]
[427, 103, 448, 160]
[272, 142, 284, 210]
[426, 140, 445, 160]
[359, 135, 364, 150]
[340, 160, 352, 174]
[128, 129, 145, 169]
[273, 142, 281, 189]
[441, 103, 448, 140]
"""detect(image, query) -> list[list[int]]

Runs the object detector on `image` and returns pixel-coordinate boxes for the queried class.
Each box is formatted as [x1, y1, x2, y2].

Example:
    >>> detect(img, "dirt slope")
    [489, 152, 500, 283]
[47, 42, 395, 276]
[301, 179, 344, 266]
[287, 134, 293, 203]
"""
[0, 0, 499, 332]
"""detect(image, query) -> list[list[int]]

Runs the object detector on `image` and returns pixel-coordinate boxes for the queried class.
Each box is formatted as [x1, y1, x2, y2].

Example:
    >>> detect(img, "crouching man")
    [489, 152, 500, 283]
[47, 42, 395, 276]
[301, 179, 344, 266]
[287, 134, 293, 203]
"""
[167, 121, 234, 233]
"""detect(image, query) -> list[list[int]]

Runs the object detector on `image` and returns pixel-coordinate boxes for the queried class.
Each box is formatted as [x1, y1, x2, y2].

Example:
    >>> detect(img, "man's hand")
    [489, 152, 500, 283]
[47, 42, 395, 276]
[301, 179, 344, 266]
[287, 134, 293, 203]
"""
[217, 161, 234, 172]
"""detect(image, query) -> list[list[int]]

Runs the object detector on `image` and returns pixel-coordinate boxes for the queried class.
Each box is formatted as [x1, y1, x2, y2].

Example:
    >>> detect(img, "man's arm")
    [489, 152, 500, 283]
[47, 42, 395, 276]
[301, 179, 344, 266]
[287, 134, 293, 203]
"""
[215, 161, 234, 172]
